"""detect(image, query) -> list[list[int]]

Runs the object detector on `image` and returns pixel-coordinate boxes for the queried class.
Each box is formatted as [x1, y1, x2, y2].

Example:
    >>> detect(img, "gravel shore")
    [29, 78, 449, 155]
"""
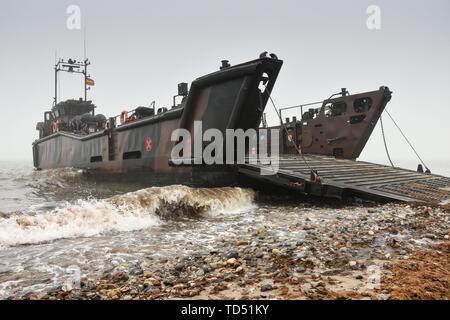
[14, 200, 449, 300]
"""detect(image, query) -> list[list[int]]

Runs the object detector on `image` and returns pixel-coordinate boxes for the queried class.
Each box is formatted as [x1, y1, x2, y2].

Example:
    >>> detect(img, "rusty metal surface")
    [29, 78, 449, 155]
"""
[268, 86, 392, 160]
[239, 155, 450, 204]
[301, 87, 392, 159]
[269, 87, 392, 160]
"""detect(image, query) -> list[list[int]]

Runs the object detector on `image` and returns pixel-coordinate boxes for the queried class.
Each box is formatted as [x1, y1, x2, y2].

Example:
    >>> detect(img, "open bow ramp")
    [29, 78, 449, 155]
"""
[238, 155, 450, 204]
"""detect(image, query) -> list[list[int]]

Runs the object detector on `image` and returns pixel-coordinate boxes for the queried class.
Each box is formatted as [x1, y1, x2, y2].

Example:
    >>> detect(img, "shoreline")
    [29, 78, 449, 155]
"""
[13, 202, 449, 300]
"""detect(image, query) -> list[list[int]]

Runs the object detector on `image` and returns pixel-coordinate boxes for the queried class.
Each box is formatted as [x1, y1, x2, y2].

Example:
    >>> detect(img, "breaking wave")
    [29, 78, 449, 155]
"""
[26, 167, 87, 191]
[0, 185, 254, 247]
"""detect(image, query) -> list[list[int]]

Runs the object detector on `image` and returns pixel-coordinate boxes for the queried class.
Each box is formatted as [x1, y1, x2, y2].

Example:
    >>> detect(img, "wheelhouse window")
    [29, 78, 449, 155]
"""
[90, 156, 103, 163]
[123, 151, 142, 160]
[324, 101, 347, 117]
[353, 97, 373, 113]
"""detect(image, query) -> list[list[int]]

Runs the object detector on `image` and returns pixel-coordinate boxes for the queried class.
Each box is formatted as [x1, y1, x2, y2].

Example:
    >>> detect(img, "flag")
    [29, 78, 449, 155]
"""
[86, 77, 95, 86]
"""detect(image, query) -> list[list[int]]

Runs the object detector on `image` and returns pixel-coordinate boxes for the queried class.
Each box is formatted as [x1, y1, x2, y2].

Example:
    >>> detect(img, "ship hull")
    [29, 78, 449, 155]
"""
[32, 114, 249, 187]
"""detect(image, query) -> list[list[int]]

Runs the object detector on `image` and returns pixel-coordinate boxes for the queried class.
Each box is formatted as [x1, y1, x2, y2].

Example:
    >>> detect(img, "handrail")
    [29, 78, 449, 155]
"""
[112, 108, 136, 124]
[111, 102, 157, 126]
[278, 101, 323, 125]
[110, 106, 178, 128]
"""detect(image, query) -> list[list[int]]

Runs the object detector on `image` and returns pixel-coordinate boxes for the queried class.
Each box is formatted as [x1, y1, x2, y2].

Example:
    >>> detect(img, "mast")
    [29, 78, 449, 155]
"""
[53, 58, 92, 105]
[84, 59, 89, 101]
[54, 61, 58, 105]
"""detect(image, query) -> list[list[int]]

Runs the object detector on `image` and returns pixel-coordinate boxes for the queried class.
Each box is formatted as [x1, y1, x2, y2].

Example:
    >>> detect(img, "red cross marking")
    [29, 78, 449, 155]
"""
[145, 137, 153, 152]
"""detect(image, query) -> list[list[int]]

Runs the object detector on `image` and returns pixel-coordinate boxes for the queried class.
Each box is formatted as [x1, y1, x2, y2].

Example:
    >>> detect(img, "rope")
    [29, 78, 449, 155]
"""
[384, 108, 430, 171]
[264, 85, 321, 182]
[380, 114, 394, 167]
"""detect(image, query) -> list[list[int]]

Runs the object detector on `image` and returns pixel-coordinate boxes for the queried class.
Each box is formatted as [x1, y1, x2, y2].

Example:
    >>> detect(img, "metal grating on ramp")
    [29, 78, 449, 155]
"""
[238, 155, 450, 204]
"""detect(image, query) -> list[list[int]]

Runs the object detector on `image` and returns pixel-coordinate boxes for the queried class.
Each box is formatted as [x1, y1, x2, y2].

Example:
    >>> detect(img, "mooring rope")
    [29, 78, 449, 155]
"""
[380, 114, 395, 167]
[384, 108, 430, 171]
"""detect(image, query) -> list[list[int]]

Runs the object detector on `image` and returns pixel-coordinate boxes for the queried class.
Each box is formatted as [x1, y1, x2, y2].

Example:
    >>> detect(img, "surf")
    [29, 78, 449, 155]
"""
[0, 185, 254, 247]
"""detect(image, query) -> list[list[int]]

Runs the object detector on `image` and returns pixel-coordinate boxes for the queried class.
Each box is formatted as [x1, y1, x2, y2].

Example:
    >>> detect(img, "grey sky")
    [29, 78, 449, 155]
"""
[0, 0, 449, 172]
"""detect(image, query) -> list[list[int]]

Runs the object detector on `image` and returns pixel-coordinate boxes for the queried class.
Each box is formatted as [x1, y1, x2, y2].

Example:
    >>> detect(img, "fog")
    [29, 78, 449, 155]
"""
[0, 0, 449, 174]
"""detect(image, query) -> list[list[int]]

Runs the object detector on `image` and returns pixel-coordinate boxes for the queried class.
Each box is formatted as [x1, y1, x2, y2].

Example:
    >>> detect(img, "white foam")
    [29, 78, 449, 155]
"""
[0, 185, 254, 247]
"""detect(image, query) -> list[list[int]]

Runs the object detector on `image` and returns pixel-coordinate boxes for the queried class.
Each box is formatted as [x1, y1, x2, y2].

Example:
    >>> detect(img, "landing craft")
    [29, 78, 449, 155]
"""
[33, 53, 450, 204]
[34, 54, 283, 186]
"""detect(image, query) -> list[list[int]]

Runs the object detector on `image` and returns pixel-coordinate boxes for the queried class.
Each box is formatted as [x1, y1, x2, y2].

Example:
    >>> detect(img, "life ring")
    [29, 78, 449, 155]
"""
[287, 133, 293, 142]
[120, 111, 128, 125]
[52, 121, 59, 133]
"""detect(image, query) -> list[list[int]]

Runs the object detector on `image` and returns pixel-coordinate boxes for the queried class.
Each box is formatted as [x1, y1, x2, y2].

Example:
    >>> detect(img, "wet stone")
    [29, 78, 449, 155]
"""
[296, 267, 306, 273]
[226, 250, 239, 259]
[111, 272, 129, 283]
[174, 263, 185, 271]
[260, 284, 273, 292]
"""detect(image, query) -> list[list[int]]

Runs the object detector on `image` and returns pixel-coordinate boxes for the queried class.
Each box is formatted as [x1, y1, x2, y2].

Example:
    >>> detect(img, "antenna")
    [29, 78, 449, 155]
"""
[54, 50, 57, 105]
[83, 26, 87, 60]
[58, 70, 61, 103]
